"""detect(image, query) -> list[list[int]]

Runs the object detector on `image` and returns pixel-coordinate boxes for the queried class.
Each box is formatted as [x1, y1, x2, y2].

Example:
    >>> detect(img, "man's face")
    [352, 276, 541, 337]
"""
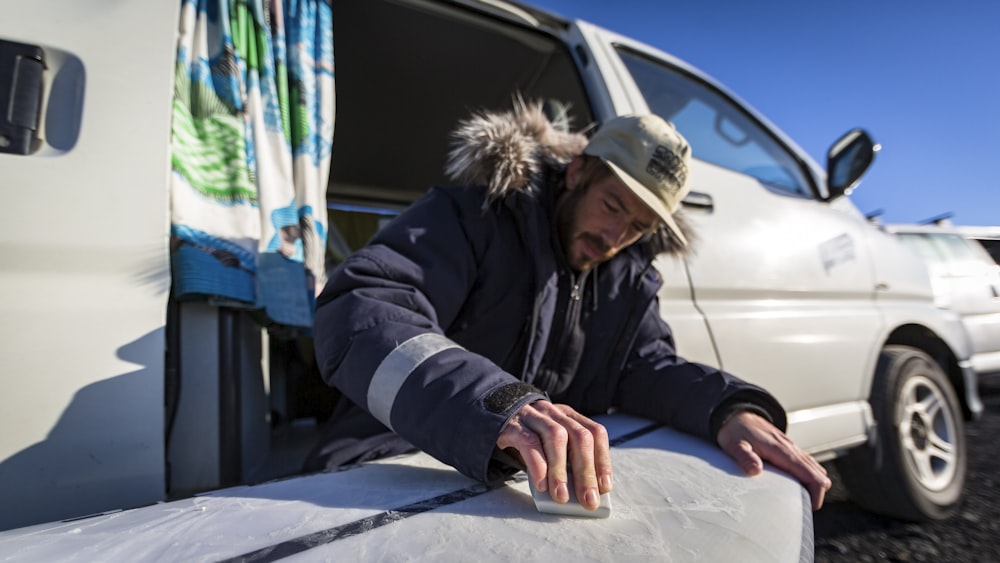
[557, 158, 659, 272]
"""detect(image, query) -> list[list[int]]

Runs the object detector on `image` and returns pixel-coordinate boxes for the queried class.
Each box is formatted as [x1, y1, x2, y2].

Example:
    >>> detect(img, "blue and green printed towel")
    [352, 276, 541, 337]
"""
[171, 0, 334, 329]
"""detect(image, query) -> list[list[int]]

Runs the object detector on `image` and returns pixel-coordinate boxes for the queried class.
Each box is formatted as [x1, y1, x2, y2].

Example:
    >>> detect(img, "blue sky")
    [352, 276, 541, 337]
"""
[526, 0, 1000, 227]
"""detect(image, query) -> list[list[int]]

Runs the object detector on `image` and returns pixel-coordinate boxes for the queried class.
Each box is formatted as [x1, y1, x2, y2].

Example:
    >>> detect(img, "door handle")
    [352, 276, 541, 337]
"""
[681, 191, 714, 211]
[0, 39, 45, 155]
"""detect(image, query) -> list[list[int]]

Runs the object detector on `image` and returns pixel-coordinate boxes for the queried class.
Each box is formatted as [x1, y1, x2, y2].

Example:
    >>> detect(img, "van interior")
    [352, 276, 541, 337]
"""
[164, 0, 595, 498]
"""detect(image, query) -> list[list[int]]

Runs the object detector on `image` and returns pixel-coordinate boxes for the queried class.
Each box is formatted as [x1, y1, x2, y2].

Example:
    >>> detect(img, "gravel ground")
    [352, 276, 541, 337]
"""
[814, 372, 1000, 562]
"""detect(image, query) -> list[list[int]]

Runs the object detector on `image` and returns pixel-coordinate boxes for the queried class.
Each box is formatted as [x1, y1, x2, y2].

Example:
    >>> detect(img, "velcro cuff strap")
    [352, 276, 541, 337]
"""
[484, 382, 545, 415]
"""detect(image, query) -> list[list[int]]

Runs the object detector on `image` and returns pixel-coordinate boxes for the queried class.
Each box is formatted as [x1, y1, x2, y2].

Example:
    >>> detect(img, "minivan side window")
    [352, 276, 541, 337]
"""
[616, 47, 812, 197]
[897, 232, 985, 276]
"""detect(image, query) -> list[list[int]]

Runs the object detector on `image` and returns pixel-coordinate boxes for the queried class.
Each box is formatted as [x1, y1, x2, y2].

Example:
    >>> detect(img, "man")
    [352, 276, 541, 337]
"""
[308, 101, 831, 512]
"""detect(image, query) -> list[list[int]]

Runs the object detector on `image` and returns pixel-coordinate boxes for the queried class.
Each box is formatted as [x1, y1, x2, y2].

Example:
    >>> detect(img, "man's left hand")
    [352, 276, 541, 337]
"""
[716, 411, 832, 511]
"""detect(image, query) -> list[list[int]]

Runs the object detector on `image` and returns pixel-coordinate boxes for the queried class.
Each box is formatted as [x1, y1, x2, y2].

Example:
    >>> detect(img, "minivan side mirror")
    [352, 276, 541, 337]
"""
[824, 128, 879, 201]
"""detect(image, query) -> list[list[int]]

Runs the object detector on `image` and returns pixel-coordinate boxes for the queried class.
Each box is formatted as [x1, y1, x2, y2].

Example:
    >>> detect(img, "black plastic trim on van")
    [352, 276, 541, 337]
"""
[1, 39, 45, 155]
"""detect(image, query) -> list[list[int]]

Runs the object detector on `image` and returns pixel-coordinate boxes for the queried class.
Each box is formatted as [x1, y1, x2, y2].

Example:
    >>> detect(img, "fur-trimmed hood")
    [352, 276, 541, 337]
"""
[444, 100, 694, 257]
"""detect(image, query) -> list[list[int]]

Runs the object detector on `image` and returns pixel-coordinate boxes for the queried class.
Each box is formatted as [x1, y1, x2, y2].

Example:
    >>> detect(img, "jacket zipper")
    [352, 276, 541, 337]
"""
[537, 270, 585, 392]
[557, 273, 583, 361]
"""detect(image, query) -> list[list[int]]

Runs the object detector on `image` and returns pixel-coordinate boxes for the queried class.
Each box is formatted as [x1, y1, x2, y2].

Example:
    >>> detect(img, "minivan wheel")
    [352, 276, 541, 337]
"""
[835, 345, 966, 521]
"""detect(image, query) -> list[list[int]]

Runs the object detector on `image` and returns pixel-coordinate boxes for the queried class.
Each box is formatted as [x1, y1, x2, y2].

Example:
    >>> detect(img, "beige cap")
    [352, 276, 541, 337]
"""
[583, 114, 692, 246]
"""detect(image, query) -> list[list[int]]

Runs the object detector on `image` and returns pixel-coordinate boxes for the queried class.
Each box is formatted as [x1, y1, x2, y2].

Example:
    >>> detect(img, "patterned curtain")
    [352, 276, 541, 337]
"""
[170, 0, 334, 330]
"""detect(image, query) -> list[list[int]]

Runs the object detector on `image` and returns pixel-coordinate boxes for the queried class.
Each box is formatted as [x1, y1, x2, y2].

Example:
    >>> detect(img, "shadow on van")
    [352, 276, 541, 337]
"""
[0, 329, 165, 532]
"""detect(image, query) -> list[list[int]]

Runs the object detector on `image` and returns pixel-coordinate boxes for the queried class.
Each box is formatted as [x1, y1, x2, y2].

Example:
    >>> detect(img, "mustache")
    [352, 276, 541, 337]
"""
[581, 233, 611, 254]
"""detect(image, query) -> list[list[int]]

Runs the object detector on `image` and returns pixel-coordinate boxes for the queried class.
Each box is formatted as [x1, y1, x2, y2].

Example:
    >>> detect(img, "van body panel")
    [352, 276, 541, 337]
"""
[0, 0, 180, 529]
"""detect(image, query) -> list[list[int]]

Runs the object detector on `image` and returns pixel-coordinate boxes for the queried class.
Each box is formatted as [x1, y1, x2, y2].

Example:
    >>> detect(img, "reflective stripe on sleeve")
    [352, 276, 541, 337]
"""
[366, 333, 464, 431]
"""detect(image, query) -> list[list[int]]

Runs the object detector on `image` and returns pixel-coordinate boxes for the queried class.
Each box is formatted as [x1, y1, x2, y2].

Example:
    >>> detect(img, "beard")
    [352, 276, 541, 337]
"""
[555, 187, 610, 272]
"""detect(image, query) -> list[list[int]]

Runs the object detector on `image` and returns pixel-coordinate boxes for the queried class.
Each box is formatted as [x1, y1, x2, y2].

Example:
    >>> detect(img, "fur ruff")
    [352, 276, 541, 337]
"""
[444, 100, 695, 257]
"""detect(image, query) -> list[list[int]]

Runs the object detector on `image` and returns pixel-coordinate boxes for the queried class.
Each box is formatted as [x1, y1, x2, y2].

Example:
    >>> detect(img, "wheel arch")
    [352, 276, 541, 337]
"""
[884, 323, 982, 421]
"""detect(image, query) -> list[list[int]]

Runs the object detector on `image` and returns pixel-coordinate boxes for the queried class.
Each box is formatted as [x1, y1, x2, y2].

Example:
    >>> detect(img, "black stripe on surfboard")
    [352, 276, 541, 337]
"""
[216, 480, 516, 563]
[219, 421, 663, 563]
[609, 421, 663, 446]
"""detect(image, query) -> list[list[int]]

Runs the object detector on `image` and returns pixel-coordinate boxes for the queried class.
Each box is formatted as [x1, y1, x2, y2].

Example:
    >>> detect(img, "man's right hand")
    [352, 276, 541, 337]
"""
[496, 401, 613, 511]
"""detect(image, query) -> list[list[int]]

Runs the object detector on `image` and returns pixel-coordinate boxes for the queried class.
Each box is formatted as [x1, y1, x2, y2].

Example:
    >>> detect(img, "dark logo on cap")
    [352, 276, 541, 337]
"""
[647, 145, 687, 195]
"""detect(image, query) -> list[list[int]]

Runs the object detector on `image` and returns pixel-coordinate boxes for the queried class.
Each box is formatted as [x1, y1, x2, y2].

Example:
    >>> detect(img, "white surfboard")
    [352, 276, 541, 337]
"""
[0, 415, 812, 562]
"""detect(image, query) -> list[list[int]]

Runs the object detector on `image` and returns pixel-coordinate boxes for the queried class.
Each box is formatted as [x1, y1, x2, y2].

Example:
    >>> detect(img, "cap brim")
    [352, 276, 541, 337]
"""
[603, 159, 688, 247]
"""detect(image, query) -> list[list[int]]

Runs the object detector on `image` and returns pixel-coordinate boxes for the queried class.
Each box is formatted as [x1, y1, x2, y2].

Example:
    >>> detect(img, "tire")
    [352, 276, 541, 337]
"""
[835, 345, 966, 521]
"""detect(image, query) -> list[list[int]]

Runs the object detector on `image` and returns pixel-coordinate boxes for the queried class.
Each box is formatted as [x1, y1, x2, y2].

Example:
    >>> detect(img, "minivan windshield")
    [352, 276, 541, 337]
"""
[616, 47, 812, 198]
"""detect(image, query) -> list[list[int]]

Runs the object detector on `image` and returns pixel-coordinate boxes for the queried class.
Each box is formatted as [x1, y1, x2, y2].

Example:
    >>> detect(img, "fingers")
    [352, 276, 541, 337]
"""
[563, 410, 612, 509]
[496, 413, 549, 491]
[769, 449, 830, 511]
[717, 411, 833, 511]
[496, 401, 612, 511]
[728, 439, 763, 476]
[786, 451, 831, 511]
[807, 475, 830, 511]
[752, 434, 831, 511]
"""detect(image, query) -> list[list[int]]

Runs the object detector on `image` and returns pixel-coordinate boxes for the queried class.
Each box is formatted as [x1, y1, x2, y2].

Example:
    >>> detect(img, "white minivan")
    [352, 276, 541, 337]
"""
[0, 0, 982, 531]
[887, 223, 1000, 375]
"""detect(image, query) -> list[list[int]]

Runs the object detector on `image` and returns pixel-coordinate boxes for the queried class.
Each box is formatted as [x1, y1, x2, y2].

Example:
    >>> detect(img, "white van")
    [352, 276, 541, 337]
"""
[886, 223, 1000, 375]
[956, 225, 1000, 265]
[0, 0, 982, 531]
